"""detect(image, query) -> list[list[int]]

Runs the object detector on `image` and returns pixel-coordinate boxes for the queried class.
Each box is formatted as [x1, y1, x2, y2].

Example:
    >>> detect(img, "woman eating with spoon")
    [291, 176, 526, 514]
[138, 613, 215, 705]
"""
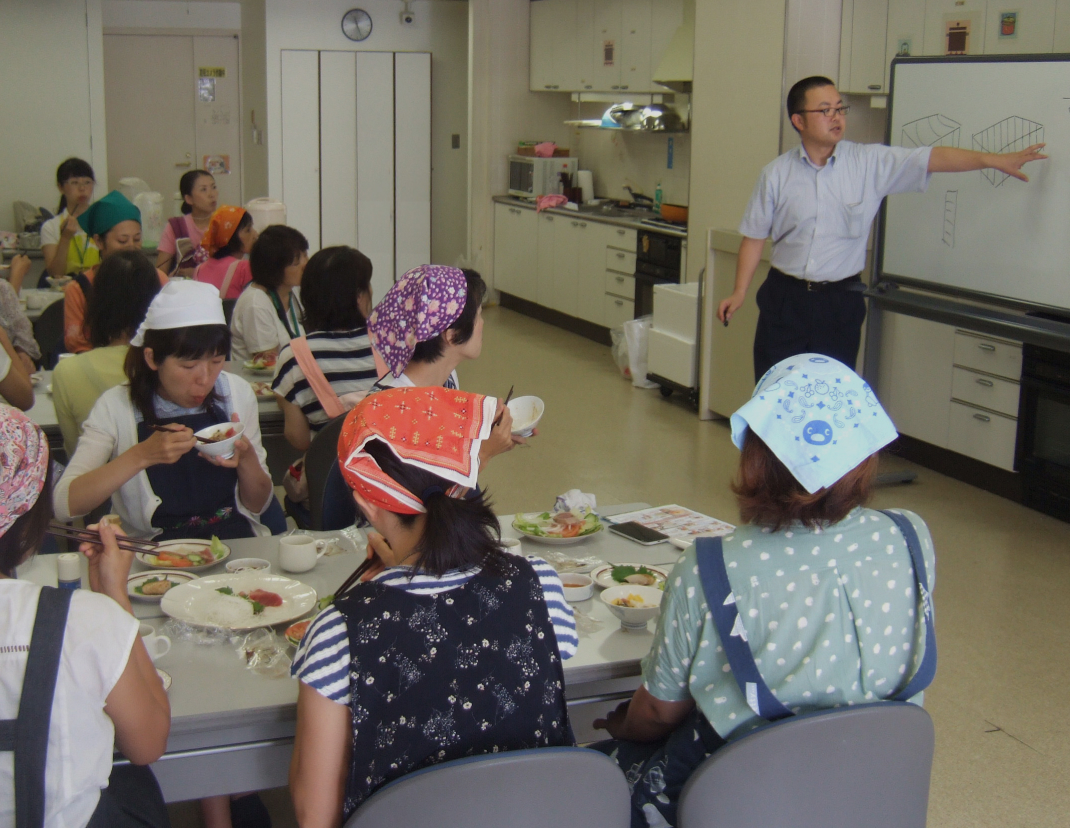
[54, 280, 274, 540]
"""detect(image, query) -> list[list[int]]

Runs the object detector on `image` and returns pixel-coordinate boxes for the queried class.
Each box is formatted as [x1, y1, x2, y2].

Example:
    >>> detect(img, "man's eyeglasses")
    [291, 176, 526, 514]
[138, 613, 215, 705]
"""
[797, 105, 851, 118]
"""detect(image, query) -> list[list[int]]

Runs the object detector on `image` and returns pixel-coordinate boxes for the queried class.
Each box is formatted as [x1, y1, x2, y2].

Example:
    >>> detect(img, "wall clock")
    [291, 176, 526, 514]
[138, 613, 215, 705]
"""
[342, 9, 373, 42]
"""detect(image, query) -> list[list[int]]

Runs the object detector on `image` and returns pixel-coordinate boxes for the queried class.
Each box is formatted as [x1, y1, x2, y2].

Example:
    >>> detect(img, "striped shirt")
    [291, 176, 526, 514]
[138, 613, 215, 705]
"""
[271, 328, 380, 431]
[292, 551, 577, 704]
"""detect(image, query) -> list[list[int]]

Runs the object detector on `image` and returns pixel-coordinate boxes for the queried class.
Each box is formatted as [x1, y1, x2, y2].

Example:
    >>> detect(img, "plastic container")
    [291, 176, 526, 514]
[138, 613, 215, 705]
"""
[117, 177, 150, 203]
[245, 197, 287, 232]
[134, 191, 164, 248]
[651, 281, 701, 342]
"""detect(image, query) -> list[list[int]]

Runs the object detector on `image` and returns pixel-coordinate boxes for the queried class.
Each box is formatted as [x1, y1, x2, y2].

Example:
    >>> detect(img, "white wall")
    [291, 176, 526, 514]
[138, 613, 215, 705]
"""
[571, 128, 691, 205]
[265, 0, 470, 270]
[0, 0, 107, 233]
[467, 0, 575, 283]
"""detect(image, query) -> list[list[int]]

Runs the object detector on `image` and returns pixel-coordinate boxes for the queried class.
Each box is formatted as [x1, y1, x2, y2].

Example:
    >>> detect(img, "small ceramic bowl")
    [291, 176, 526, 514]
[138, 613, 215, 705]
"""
[560, 572, 594, 602]
[500, 537, 522, 551]
[194, 422, 245, 459]
[507, 396, 545, 437]
[226, 557, 270, 574]
[600, 585, 663, 631]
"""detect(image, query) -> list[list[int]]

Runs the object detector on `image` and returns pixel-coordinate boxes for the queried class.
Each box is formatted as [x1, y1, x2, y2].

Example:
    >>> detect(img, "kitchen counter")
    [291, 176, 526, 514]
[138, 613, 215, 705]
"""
[492, 195, 688, 239]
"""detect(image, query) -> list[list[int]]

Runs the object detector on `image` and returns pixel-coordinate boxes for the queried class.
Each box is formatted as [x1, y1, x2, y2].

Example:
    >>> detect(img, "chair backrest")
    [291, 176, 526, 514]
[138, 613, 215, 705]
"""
[344, 746, 630, 828]
[32, 299, 66, 369]
[305, 415, 353, 531]
[221, 298, 237, 327]
[677, 702, 934, 828]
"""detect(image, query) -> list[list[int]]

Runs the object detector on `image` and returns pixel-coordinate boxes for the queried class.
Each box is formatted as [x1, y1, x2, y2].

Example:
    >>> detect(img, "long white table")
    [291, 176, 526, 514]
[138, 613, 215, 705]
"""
[20, 505, 686, 802]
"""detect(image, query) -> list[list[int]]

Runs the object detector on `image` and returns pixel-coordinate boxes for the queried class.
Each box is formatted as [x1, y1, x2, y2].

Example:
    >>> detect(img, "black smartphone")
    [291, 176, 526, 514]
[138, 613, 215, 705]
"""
[608, 521, 670, 545]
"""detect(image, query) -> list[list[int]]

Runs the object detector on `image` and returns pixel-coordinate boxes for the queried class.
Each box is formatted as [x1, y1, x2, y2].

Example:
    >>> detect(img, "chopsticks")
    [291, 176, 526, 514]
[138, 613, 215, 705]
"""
[149, 423, 213, 444]
[47, 522, 160, 553]
[493, 384, 515, 427]
[335, 557, 375, 600]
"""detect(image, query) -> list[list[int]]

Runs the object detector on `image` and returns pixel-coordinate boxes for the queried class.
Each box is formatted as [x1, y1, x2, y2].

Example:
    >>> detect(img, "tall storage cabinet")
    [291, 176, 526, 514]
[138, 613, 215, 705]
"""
[280, 49, 431, 301]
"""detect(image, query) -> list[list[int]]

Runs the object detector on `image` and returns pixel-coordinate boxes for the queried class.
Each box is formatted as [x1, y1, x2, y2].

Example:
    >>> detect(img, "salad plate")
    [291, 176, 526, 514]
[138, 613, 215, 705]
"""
[243, 357, 276, 374]
[128, 569, 199, 602]
[590, 563, 669, 590]
[136, 537, 231, 571]
[512, 510, 603, 545]
[161, 571, 317, 631]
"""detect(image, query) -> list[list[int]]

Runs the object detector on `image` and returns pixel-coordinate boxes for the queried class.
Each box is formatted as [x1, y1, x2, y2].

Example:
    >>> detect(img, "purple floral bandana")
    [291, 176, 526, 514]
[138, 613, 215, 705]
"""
[367, 265, 468, 378]
[0, 406, 49, 537]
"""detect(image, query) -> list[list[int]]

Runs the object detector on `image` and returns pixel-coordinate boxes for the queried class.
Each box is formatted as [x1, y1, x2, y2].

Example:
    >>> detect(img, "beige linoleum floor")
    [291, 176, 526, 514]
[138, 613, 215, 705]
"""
[170, 305, 1070, 827]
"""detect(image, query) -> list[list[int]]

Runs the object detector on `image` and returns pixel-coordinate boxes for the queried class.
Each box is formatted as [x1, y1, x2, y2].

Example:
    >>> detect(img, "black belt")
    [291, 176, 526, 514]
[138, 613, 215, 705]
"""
[768, 267, 866, 292]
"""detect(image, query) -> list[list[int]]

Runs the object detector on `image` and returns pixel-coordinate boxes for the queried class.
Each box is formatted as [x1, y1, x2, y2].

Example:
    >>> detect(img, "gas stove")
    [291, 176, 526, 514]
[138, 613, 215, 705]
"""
[639, 217, 688, 232]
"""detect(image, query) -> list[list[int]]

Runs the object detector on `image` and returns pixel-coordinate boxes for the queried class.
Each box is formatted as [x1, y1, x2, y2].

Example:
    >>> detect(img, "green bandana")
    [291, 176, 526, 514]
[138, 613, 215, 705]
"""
[78, 190, 141, 238]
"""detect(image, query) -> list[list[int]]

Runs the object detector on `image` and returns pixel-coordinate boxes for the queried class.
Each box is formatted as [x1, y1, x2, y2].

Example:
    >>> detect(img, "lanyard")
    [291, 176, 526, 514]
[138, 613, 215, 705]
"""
[269, 290, 300, 339]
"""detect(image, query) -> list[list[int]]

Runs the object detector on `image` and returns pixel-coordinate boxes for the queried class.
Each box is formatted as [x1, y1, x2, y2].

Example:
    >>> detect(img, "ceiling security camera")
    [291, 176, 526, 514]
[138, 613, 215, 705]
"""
[400, 10, 415, 24]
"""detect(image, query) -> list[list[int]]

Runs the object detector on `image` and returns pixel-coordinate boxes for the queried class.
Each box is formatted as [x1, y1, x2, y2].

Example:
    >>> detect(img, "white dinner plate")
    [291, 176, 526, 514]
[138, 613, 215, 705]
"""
[136, 538, 231, 571]
[511, 520, 604, 546]
[127, 569, 199, 602]
[590, 563, 669, 590]
[161, 571, 318, 631]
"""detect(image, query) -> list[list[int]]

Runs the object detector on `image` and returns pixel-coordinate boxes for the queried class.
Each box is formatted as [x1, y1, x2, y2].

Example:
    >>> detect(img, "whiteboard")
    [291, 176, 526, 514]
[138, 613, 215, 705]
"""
[881, 56, 1070, 311]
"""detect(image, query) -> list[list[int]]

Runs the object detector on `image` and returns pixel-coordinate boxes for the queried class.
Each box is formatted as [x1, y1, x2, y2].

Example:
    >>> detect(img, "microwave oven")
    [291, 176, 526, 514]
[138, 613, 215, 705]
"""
[508, 155, 578, 198]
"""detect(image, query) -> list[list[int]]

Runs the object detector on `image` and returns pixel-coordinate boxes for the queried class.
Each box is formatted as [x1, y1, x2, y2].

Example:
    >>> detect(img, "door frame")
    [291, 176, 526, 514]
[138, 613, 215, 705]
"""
[103, 27, 244, 204]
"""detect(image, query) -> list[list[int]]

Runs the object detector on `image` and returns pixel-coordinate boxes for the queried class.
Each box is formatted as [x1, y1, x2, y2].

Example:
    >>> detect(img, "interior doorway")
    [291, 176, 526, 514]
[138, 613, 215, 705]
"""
[103, 34, 242, 212]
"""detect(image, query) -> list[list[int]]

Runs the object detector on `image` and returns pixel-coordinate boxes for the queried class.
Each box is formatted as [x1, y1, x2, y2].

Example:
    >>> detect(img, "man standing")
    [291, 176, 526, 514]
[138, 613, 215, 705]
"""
[719, 76, 1047, 382]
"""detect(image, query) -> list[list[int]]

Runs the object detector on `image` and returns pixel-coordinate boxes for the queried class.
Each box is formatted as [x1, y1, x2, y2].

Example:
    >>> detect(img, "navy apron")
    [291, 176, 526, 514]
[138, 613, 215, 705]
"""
[138, 409, 253, 541]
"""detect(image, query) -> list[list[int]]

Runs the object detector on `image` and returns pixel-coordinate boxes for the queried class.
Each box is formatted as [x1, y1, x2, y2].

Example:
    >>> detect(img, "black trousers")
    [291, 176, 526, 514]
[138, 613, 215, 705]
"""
[86, 765, 171, 828]
[752, 268, 866, 383]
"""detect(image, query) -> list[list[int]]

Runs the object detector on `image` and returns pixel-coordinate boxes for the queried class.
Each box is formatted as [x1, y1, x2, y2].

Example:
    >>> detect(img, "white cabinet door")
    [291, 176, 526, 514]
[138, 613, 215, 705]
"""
[493, 204, 518, 296]
[876, 311, 956, 447]
[648, 0, 684, 92]
[591, 0, 624, 90]
[1056, 0, 1070, 49]
[356, 52, 395, 301]
[281, 50, 320, 250]
[983, 0, 1056, 54]
[394, 52, 432, 281]
[530, 0, 577, 91]
[536, 213, 557, 308]
[885, 0, 926, 90]
[575, 1, 598, 91]
[839, 0, 889, 94]
[619, 0, 652, 93]
[514, 207, 538, 302]
[924, 0, 987, 55]
[319, 51, 357, 253]
[575, 221, 607, 324]
[553, 218, 582, 317]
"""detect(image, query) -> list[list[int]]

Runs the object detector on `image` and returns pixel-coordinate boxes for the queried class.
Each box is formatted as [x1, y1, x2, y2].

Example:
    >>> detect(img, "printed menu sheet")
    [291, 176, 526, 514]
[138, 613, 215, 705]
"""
[604, 505, 734, 541]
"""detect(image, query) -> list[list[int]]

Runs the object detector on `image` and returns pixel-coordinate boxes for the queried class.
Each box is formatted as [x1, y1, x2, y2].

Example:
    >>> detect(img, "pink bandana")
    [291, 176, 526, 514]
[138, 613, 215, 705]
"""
[0, 407, 49, 536]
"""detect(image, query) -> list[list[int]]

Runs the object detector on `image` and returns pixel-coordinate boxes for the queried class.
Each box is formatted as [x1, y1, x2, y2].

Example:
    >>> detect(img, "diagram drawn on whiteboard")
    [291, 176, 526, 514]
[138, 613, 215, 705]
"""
[942, 191, 958, 248]
[901, 114, 962, 148]
[972, 116, 1044, 186]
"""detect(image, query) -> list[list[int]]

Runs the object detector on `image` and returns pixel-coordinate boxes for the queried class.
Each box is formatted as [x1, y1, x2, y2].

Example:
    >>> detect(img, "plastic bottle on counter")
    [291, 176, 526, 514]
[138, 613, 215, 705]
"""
[654, 181, 663, 211]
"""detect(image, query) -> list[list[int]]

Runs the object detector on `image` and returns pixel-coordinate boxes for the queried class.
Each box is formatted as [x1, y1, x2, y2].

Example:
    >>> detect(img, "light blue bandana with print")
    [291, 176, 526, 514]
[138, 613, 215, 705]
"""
[730, 354, 897, 493]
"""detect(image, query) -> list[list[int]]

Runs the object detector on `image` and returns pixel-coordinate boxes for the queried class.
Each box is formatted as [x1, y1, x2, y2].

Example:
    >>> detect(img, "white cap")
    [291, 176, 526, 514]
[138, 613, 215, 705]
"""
[130, 280, 227, 347]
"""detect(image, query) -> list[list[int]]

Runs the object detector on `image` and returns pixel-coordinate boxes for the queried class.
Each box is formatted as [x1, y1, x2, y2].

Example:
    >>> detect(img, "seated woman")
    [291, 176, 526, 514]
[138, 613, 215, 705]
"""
[53, 250, 162, 457]
[289, 386, 577, 825]
[156, 169, 217, 277]
[368, 265, 520, 463]
[63, 190, 168, 354]
[0, 407, 170, 827]
[0, 255, 41, 374]
[40, 157, 100, 278]
[592, 355, 937, 828]
[194, 206, 256, 301]
[272, 245, 377, 452]
[55, 280, 275, 540]
[230, 224, 307, 364]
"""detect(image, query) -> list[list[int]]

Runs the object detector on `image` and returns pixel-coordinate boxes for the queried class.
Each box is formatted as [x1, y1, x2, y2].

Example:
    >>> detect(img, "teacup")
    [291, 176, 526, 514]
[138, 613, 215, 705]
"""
[139, 622, 172, 662]
[26, 293, 46, 310]
[279, 534, 327, 573]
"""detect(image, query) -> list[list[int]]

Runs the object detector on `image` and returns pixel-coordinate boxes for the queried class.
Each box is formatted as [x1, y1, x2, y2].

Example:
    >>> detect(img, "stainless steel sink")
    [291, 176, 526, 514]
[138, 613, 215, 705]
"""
[576, 203, 657, 220]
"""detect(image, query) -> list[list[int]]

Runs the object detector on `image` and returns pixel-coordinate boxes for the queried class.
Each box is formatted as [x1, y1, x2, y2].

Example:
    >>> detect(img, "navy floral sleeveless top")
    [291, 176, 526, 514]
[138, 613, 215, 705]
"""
[334, 553, 574, 818]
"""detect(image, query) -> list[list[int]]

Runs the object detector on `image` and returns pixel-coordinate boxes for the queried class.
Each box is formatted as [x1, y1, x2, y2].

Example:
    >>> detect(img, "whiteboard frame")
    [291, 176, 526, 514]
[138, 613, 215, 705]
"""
[876, 53, 1070, 316]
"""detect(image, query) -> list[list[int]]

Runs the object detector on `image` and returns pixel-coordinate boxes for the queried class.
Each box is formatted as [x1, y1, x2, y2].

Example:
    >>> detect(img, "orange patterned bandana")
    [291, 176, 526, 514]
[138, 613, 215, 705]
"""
[338, 387, 496, 514]
[200, 206, 247, 255]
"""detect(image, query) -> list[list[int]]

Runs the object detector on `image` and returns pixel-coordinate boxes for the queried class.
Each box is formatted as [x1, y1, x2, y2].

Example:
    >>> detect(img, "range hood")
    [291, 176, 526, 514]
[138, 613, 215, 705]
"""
[652, 20, 694, 94]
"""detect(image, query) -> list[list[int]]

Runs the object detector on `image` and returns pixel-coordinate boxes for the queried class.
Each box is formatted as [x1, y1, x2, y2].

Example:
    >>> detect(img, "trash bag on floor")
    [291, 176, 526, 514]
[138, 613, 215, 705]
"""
[623, 315, 659, 389]
[611, 324, 631, 379]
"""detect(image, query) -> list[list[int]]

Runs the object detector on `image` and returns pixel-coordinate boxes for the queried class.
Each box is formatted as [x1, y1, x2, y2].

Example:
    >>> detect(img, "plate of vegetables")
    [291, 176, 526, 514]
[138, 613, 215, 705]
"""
[136, 537, 231, 571]
[590, 563, 669, 590]
[512, 508, 603, 545]
[161, 571, 318, 631]
[243, 356, 277, 374]
[128, 569, 199, 602]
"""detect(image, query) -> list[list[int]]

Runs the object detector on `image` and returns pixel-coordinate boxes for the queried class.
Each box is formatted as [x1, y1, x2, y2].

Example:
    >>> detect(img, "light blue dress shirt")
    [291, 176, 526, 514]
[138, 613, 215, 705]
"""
[739, 141, 932, 282]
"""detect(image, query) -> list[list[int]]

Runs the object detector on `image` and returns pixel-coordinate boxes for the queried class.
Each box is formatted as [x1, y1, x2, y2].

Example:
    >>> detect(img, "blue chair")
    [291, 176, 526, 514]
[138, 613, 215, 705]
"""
[344, 746, 630, 828]
[677, 702, 935, 828]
